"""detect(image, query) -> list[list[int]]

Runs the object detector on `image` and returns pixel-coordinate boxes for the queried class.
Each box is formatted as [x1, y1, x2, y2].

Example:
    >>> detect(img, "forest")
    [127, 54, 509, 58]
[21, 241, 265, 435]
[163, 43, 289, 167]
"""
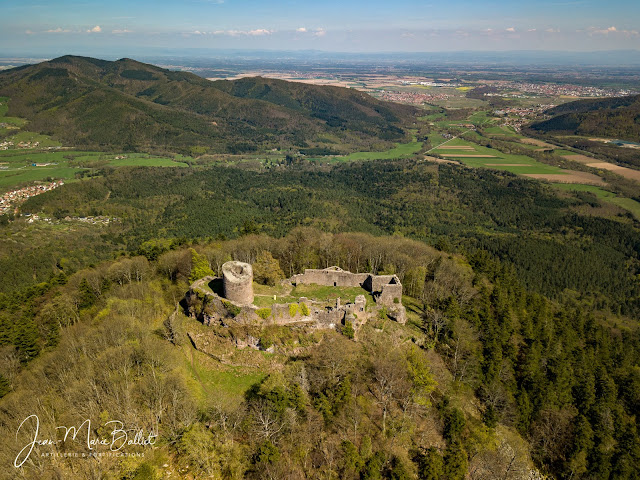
[0, 56, 416, 155]
[0, 230, 639, 479]
[11, 160, 640, 317]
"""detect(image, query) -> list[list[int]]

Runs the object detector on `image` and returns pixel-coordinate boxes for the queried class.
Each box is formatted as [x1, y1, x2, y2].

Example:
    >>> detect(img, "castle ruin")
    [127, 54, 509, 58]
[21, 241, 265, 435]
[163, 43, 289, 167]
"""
[292, 266, 403, 307]
[184, 264, 406, 348]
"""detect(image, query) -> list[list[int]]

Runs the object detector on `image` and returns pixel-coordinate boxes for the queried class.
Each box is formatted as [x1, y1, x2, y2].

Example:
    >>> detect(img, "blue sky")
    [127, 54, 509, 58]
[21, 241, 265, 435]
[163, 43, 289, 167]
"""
[2, 0, 639, 54]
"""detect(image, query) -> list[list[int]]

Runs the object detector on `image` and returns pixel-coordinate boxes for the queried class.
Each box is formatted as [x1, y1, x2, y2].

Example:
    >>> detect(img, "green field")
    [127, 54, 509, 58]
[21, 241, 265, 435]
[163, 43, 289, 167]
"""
[0, 150, 190, 191]
[431, 137, 566, 175]
[484, 125, 521, 137]
[552, 183, 640, 220]
[338, 138, 423, 161]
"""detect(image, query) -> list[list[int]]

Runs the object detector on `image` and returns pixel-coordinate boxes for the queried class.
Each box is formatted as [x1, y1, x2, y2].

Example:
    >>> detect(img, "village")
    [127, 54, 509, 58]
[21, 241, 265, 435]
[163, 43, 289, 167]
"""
[0, 180, 64, 215]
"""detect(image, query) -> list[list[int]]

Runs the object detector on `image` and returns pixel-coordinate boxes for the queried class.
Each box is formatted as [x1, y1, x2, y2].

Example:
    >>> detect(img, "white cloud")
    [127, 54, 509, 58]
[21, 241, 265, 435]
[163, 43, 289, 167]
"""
[528, 28, 537, 32]
[313, 28, 326, 37]
[212, 29, 273, 36]
[506, 27, 516, 32]
[46, 27, 72, 33]
[87, 25, 101, 33]
[112, 29, 133, 34]
[248, 29, 272, 36]
[296, 27, 307, 33]
[546, 28, 560, 33]
[588, 26, 639, 37]
[25, 30, 35, 35]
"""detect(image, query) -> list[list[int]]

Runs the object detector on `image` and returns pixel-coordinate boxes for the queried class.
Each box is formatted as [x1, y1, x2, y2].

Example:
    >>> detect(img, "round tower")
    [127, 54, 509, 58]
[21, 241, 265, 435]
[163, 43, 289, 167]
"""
[222, 261, 254, 305]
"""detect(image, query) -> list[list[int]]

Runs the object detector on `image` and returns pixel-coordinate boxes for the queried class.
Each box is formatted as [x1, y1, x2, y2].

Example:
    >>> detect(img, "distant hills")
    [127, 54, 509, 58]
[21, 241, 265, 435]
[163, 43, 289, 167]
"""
[0, 55, 416, 154]
[529, 94, 640, 141]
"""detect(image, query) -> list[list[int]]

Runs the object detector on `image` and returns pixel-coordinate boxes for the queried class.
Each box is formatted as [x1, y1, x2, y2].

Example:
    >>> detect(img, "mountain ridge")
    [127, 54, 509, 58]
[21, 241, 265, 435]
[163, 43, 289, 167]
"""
[0, 55, 416, 154]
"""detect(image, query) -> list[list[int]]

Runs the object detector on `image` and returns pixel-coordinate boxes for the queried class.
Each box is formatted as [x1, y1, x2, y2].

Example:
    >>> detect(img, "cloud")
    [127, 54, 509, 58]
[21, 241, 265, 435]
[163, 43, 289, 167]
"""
[25, 30, 35, 35]
[296, 27, 307, 33]
[588, 26, 639, 37]
[87, 25, 101, 33]
[46, 27, 72, 33]
[313, 28, 326, 37]
[546, 28, 560, 33]
[506, 27, 516, 32]
[211, 29, 273, 36]
[528, 28, 537, 32]
[248, 29, 272, 36]
[112, 29, 133, 34]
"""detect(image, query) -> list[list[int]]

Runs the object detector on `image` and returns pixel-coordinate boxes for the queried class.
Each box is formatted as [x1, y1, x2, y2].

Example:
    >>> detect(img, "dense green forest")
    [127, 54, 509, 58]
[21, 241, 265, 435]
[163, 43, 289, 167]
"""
[0, 56, 416, 155]
[12, 160, 640, 316]
[1, 231, 639, 479]
[528, 94, 640, 142]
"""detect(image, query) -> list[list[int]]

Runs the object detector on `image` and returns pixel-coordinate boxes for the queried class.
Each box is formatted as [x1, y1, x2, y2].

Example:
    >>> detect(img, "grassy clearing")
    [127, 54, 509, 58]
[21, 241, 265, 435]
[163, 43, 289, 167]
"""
[186, 349, 265, 402]
[290, 284, 375, 305]
[0, 149, 190, 191]
[0, 166, 82, 188]
[484, 125, 521, 137]
[552, 183, 640, 220]
[467, 111, 495, 126]
[339, 138, 422, 161]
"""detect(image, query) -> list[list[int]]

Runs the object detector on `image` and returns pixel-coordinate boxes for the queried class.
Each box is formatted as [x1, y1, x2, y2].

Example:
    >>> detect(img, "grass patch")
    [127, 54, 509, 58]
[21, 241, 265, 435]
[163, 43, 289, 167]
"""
[552, 183, 640, 220]
[484, 125, 521, 137]
[290, 284, 374, 305]
[339, 138, 422, 161]
[187, 350, 265, 401]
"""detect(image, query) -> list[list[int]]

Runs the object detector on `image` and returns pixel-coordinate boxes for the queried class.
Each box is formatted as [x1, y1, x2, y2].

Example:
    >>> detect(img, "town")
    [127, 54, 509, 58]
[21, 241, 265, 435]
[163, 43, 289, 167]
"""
[0, 180, 64, 215]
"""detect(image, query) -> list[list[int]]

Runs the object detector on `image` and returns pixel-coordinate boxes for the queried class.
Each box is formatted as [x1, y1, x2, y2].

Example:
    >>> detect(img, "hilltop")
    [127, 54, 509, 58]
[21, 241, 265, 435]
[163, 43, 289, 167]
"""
[0, 55, 416, 155]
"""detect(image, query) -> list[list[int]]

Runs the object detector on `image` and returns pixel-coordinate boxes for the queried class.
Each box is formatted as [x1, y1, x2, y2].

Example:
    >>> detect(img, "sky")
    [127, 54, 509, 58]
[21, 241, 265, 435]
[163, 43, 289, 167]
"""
[1, 0, 640, 55]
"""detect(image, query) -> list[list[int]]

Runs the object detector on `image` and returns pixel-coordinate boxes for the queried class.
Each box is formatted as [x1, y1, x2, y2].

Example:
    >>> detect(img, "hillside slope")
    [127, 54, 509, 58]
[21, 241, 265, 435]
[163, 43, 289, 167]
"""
[0, 56, 416, 154]
[529, 94, 640, 141]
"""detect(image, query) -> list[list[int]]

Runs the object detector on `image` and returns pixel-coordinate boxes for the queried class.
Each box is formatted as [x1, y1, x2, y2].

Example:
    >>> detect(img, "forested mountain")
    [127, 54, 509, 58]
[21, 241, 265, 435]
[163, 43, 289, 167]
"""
[1, 230, 639, 479]
[529, 94, 640, 141]
[0, 56, 415, 154]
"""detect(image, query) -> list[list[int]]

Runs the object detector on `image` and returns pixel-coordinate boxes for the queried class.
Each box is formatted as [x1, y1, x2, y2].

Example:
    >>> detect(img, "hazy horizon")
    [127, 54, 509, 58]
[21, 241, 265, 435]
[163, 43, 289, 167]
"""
[2, 0, 639, 55]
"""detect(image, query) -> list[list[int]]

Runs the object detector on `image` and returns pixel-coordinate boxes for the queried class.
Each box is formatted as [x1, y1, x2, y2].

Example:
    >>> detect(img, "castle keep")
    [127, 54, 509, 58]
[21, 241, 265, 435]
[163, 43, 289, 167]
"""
[222, 261, 254, 305]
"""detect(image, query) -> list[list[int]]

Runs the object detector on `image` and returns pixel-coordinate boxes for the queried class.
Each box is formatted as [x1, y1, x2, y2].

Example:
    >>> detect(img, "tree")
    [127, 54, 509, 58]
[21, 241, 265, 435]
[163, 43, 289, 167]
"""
[415, 447, 444, 480]
[253, 250, 285, 286]
[188, 248, 214, 283]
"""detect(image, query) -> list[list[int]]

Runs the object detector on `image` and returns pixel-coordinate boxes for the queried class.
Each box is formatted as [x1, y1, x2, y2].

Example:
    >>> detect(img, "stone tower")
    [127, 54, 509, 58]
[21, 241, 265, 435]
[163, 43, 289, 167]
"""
[222, 261, 254, 305]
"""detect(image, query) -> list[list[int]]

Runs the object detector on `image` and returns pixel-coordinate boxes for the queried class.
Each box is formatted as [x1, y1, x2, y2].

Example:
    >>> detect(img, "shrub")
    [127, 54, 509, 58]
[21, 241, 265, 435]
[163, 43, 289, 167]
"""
[289, 303, 298, 318]
[343, 321, 355, 339]
[256, 308, 271, 320]
[300, 303, 310, 316]
[221, 300, 241, 317]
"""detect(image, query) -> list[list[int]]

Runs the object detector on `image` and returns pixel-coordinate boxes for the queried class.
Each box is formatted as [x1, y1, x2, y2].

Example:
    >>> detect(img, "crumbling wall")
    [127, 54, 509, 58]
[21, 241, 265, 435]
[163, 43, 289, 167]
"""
[292, 267, 368, 288]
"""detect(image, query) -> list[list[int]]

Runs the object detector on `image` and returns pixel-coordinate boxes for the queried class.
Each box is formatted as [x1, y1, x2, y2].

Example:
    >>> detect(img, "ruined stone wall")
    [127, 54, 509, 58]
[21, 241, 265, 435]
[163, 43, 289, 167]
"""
[370, 275, 398, 293]
[222, 261, 254, 305]
[292, 267, 369, 288]
[378, 283, 403, 306]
